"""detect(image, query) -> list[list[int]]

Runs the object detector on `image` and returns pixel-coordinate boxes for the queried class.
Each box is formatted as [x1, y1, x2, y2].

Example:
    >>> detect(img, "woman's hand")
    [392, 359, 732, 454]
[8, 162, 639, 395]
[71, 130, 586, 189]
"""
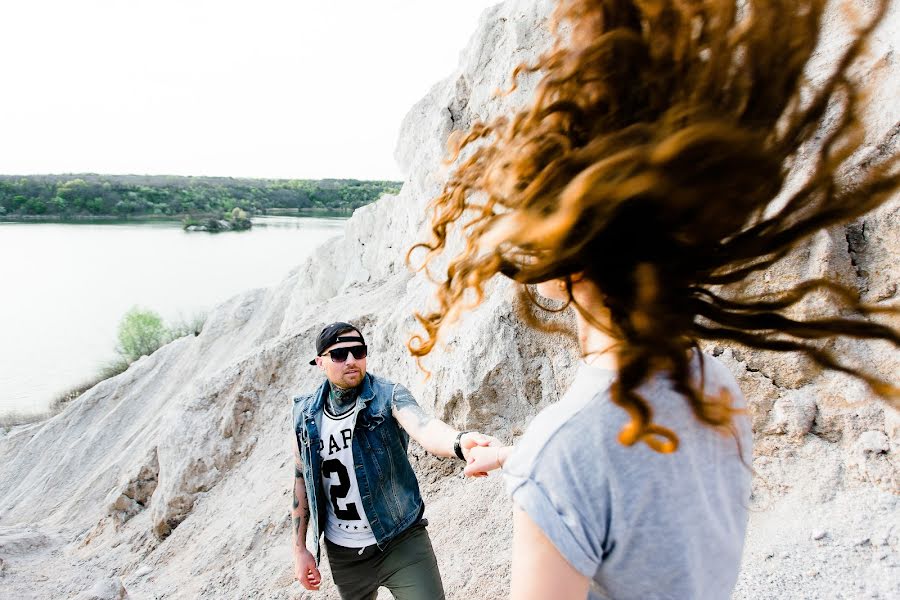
[464, 444, 509, 477]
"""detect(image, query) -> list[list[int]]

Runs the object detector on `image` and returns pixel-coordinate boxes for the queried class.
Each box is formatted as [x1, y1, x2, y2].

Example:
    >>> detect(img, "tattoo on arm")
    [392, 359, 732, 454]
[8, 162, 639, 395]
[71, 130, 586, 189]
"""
[399, 403, 432, 429]
[392, 387, 461, 457]
[393, 389, 432, 429]
[290, 433, 310, 547]
[291, 470, 310, 545]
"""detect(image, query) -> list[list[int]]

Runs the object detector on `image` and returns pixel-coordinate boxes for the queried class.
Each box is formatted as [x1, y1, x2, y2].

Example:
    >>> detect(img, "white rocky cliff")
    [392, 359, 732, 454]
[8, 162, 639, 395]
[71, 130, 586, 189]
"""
[1, 1, 898, 598]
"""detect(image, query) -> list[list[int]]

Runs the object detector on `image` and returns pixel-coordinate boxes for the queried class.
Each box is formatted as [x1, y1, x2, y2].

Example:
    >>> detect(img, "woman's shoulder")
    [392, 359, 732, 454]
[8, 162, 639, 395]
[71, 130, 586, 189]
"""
[507, 352, 745, 472]
[505, 363, 619, 475]
[692, 351, 746, 408]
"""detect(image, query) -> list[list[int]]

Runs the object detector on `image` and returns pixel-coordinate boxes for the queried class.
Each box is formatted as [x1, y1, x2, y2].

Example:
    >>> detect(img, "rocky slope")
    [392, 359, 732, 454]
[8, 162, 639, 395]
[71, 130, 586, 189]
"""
[1, 1, 897, 598]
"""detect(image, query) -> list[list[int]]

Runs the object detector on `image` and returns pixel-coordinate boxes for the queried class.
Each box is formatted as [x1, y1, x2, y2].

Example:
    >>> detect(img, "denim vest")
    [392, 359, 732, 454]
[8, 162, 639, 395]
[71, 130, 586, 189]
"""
[292, 373, 424, 563]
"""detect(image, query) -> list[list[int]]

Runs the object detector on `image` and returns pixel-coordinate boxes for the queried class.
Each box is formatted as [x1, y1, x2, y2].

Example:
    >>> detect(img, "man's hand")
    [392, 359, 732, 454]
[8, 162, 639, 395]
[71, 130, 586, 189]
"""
[293, 547, 322, 591]
[460, 431, 501, 461]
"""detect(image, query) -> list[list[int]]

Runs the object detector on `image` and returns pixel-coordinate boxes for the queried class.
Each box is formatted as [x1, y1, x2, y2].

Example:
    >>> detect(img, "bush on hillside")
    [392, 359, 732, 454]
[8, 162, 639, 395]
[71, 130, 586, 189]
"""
[117, 307, 169, 363]
[1, 308, 208, 429]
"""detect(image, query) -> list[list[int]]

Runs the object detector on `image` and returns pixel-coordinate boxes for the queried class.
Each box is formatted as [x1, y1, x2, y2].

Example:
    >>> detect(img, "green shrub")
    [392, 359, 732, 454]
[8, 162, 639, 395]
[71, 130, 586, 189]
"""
[117, 307, 169, 362]
[1, 307, 206, 428]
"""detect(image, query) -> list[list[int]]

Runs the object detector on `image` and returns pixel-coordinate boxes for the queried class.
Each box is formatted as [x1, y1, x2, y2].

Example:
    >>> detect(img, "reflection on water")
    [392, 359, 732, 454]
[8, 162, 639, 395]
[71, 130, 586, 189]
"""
[0, 215, 346, 414]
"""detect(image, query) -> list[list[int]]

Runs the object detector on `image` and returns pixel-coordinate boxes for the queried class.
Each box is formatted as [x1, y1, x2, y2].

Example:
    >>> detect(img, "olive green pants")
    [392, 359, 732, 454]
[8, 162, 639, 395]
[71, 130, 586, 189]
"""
[325, 522, 445, 600]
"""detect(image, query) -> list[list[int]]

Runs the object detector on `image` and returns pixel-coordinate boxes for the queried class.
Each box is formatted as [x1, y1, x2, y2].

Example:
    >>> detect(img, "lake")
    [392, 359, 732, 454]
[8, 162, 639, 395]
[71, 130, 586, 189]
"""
[0, 215, 347, 415]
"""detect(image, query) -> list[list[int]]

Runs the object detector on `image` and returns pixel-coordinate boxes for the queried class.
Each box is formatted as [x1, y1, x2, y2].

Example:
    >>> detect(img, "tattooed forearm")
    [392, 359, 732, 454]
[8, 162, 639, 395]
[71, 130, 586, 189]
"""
[290, 431, 310, 546]
[291, 471, 310, 544]
[293, 509, 310, 542]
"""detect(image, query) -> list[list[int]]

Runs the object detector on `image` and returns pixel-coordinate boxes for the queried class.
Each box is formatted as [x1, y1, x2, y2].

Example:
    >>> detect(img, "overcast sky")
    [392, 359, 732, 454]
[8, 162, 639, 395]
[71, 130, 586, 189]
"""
[0, 1, 499, 181]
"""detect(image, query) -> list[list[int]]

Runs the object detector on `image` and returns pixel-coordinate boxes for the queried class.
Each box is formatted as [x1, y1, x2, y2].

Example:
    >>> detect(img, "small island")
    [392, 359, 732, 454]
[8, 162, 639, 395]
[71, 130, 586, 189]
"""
[183, 208, 253, 233]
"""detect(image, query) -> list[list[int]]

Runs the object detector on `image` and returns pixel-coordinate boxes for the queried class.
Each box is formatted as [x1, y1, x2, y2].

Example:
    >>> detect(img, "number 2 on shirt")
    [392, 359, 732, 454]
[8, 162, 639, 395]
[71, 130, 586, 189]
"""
[321, 458, 362, 520]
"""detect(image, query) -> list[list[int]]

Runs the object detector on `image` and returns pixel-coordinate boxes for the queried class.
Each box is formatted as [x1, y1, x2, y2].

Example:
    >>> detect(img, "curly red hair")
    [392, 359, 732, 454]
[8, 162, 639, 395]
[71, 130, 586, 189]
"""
[408, 0, 900, 452]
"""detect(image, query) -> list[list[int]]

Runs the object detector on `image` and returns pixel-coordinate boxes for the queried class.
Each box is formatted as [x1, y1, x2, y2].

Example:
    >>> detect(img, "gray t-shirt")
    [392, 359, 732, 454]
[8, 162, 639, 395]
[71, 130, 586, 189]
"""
[503, 353, 751, 600]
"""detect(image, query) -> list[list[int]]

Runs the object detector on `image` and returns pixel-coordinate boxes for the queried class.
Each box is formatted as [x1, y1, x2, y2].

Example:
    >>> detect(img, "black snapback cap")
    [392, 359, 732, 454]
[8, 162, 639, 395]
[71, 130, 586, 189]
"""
[309, 322, 365, 365]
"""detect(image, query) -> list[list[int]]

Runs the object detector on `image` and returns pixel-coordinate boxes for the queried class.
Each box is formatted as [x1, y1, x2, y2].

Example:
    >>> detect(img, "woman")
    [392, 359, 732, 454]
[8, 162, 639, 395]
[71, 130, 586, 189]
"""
[407, 0, 899, 598]
[467, 274, 751, 599]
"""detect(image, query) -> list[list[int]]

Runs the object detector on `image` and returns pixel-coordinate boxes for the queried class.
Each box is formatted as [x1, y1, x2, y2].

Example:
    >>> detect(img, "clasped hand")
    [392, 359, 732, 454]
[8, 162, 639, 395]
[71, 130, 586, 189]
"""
[464, 444, 506, 477]
[459, 431, 502, 478]
[460, 431, 508, 477]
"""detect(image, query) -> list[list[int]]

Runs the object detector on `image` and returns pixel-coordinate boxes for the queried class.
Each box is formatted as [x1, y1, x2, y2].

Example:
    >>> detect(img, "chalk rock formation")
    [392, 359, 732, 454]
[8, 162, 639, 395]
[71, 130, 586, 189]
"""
[0, 1, 897, 598]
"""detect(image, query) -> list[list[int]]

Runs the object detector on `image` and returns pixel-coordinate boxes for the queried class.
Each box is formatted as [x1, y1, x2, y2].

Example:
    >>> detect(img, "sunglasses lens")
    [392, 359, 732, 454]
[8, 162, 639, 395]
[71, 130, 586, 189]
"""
[327, 345, 367, 362]
[330, 348, 350, 362]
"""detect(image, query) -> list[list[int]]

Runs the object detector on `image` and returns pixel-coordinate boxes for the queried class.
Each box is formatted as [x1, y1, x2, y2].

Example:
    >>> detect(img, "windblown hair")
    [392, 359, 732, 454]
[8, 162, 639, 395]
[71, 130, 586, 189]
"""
[408, 0, 900, 452]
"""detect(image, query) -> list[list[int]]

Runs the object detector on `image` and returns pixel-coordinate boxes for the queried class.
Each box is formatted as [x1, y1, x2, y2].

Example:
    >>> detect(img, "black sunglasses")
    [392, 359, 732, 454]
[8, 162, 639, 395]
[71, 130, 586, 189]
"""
[320, 345, 368, 362]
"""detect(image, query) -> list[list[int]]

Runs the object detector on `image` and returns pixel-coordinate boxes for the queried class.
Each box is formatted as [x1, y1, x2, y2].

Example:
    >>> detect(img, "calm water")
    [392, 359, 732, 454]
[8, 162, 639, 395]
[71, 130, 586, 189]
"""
[0, 216, 346, 415]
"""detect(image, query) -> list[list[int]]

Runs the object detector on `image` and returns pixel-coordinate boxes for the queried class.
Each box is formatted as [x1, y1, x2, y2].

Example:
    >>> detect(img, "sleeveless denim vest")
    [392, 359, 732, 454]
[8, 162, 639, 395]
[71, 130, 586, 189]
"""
[292, 373, 424, 563]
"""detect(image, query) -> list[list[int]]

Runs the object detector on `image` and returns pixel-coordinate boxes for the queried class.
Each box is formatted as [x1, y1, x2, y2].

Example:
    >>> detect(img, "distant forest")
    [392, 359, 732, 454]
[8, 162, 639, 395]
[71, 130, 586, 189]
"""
[0, 174, 402, 217]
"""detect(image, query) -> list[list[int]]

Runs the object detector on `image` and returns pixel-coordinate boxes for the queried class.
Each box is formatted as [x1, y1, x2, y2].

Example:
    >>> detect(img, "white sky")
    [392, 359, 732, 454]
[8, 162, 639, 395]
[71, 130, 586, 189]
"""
[0, 1, 499, 181]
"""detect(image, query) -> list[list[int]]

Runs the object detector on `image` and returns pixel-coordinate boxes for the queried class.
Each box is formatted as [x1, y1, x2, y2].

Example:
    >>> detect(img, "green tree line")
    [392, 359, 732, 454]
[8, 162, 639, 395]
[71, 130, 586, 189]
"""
[0, 174, 402, 217]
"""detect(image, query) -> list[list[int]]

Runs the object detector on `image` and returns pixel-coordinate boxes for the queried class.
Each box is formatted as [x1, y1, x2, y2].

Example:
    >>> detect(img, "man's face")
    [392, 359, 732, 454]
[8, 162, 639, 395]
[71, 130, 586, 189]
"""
[315, 331, 366, 389]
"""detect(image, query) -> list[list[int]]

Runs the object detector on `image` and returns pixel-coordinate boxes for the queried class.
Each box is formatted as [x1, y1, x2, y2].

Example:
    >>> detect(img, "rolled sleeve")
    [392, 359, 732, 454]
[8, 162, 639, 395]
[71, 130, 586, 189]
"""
[502, 419, 610, 579]
[505, 470, 603, 578]
[499, 370, 614, 581]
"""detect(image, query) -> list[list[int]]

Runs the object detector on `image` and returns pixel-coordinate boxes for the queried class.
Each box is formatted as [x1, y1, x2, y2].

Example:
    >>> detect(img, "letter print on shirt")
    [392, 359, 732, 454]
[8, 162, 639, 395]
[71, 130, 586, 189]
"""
[319, 404, 377, 547]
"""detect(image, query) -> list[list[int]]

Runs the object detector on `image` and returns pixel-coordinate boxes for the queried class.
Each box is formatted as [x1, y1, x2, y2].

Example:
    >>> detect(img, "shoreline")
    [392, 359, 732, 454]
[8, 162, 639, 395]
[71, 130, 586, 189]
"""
[0, 212, 347, 426]
[0, 208, 353, 224]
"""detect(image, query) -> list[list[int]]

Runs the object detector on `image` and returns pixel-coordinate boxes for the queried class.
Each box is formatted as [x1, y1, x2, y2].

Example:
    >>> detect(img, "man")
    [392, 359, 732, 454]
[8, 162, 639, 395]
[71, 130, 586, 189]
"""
[290, 321, 497, 599]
